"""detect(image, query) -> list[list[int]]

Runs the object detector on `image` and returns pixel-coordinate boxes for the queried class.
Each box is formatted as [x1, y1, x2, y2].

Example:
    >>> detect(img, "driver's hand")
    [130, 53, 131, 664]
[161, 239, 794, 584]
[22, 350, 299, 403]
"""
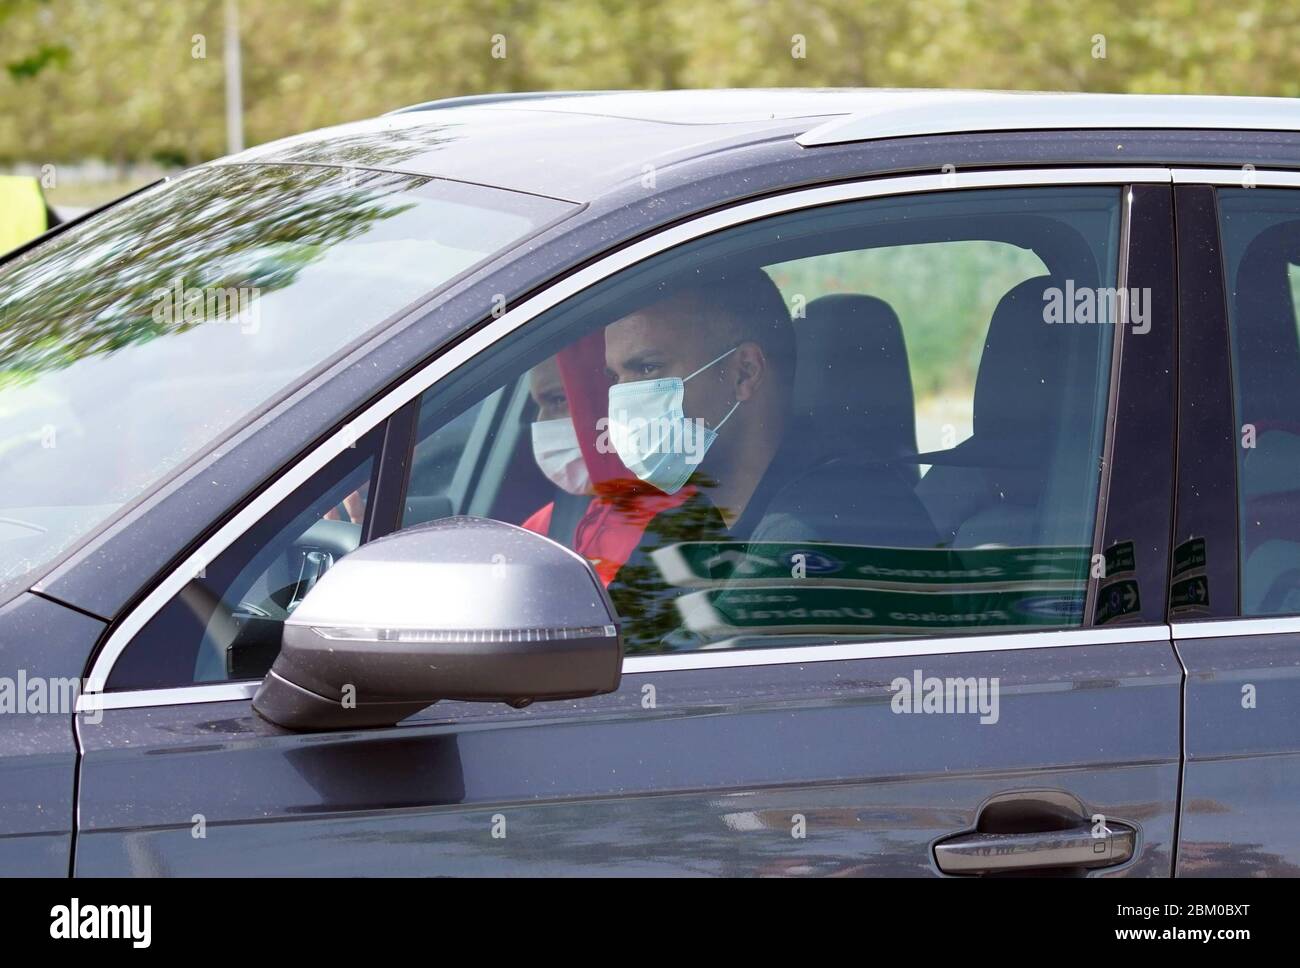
[324, 487, 367, 524]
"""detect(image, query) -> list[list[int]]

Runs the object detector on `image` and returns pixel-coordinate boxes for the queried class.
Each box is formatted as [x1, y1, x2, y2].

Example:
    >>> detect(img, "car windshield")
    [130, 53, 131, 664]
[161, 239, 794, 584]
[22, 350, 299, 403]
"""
[0, 163, 569, 596]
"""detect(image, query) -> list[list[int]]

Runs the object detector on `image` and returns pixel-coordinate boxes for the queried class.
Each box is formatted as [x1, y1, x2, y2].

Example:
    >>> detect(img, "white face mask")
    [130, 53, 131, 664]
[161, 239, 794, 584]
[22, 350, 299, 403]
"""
[606, 346, 741, 494]
[531, 417, 591, 495]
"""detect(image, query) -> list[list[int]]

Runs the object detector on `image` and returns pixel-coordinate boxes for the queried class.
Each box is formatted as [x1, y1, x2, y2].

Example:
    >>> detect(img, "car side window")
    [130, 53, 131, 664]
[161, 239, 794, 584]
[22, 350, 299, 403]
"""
[1218, 188, 1300, 614]
[109, 185, 1125, 689]
[107, 428, 381, 689]
[402, 187, 1123, 655]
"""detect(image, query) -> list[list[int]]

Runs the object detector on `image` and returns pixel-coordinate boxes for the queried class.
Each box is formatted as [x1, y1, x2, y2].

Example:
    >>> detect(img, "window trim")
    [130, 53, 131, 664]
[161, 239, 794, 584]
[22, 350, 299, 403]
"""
[1171, 168, 1300, 187]
[77, 165, 1175, 712]
[84, 622, 1173, 712]
[1169, 185, 1239, 620]
[1173, 615, 1300, 639]
[1167, 168, 1300, 639]
[1090, 183, 1179, 629]
[1172, 168, 1300, 630]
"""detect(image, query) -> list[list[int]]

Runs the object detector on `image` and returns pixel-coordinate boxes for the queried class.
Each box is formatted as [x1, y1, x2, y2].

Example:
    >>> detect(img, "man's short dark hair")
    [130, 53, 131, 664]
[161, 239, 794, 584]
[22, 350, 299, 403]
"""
[661, 267, 797, 397]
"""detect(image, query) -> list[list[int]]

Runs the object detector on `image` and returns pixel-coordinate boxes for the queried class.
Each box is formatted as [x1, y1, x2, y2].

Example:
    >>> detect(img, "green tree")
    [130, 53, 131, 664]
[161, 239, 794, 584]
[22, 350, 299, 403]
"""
[1, 0, 1299, 167]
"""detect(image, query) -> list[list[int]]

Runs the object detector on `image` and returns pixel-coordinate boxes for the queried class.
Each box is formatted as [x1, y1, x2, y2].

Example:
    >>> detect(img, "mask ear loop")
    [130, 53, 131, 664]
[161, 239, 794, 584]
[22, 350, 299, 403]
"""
[684, 344, 743, 432]
[684, 344, 740, 382]
[712, 398, 741, 432]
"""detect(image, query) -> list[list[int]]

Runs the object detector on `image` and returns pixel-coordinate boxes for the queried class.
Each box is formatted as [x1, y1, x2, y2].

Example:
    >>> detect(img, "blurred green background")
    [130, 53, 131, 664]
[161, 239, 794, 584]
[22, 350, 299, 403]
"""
[0, 0, 1294, 444]
[2, 0, 1299, 209]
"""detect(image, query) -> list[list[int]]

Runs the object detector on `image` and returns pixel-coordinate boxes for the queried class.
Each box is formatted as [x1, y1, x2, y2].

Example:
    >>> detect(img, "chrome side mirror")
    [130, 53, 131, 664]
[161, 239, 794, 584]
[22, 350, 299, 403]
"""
[252, 516, 622, 730]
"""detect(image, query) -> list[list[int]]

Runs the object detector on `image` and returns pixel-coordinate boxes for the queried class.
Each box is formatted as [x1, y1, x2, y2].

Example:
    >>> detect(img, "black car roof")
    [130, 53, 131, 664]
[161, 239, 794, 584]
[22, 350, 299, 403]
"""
[217, 88, 1300, 203]
[220, 90, 879, 201]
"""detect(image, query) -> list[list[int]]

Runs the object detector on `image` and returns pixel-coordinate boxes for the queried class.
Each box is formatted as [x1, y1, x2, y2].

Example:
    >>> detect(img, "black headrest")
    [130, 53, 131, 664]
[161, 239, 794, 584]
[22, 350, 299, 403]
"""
[792, 293, 917, 467]
[916, 274, 1101, 473]
[972, 275, 1071, 439]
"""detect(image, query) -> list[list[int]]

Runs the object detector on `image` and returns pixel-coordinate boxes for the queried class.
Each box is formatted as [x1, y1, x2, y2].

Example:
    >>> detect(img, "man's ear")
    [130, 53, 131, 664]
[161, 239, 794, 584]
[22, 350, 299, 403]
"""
[731, 341, 767, 402]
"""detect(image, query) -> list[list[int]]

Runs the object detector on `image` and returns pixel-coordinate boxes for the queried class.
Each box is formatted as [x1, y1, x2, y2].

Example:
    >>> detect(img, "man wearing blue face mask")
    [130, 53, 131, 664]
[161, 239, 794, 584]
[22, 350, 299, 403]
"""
[603, 272, 796, 529]
[598, 273, 793, 651]
[597, 269, 939, 652]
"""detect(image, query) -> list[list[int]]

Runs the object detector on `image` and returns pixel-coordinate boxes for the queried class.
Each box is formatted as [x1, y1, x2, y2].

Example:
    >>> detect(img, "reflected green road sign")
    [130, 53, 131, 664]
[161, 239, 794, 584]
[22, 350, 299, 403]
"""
[652, 541, 1091, 591]
[676, 585, 1087, 637]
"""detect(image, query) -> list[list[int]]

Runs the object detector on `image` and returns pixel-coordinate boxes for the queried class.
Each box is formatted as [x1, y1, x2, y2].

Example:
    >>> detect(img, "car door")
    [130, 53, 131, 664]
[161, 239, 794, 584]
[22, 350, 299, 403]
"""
[0, 593, 103, 876]
[1172, 170, 1300, 876]
[73, 167, 1182, 876]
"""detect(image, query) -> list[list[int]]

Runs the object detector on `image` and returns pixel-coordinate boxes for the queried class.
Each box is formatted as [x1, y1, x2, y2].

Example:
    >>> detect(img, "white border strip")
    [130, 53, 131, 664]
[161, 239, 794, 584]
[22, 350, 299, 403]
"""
[79, 624, 1172, 712]
[621, 624, 1169, 673]
[1173, 616, 1300, 640]
[83, 681, 260, 712]
[797, 94, 1300, 148]
[81, 166, 1172, 704]
[1172, 167, 1300, 187]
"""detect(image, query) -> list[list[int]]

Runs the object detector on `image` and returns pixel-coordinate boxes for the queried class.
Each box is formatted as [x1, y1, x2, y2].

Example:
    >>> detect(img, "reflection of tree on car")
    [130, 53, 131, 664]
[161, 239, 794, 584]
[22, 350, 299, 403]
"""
[0, 167, 415, 384]
[0, 166, 419, 530]
[0, 164, 556, 599]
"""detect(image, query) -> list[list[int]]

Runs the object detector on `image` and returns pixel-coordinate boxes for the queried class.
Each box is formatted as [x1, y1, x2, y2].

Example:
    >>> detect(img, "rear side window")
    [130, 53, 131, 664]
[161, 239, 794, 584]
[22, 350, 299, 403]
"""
[1219, 188, 1300, 614]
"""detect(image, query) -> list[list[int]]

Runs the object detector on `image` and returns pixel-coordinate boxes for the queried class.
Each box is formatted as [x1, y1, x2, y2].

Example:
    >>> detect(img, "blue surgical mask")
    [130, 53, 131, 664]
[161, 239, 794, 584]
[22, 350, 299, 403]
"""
[606, 346, 742, 494]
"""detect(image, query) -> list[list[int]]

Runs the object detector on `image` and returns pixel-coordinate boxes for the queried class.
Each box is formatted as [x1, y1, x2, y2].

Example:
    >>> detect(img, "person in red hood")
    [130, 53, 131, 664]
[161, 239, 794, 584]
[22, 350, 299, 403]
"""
[521, 269, 801, 651]
[520, 355, 697, 585]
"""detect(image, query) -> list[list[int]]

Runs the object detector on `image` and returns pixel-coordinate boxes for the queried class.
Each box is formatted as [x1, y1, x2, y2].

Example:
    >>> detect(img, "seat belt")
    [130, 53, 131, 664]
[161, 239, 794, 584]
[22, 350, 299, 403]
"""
[546, 489, 591, 548]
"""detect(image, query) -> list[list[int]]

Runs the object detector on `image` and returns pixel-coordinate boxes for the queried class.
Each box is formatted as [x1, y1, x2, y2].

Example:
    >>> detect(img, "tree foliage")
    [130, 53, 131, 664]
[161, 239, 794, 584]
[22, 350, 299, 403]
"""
[0, 0, 1297, 165]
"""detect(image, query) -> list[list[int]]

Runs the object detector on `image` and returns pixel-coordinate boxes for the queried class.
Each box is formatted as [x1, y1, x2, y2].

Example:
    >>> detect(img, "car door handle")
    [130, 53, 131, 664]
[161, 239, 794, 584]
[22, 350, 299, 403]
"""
[934, 821, 1137, 875]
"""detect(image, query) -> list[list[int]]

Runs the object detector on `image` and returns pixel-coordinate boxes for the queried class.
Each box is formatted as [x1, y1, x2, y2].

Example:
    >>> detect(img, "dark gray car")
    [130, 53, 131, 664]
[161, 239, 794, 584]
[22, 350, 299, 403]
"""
[2, 89, 1299, 877]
